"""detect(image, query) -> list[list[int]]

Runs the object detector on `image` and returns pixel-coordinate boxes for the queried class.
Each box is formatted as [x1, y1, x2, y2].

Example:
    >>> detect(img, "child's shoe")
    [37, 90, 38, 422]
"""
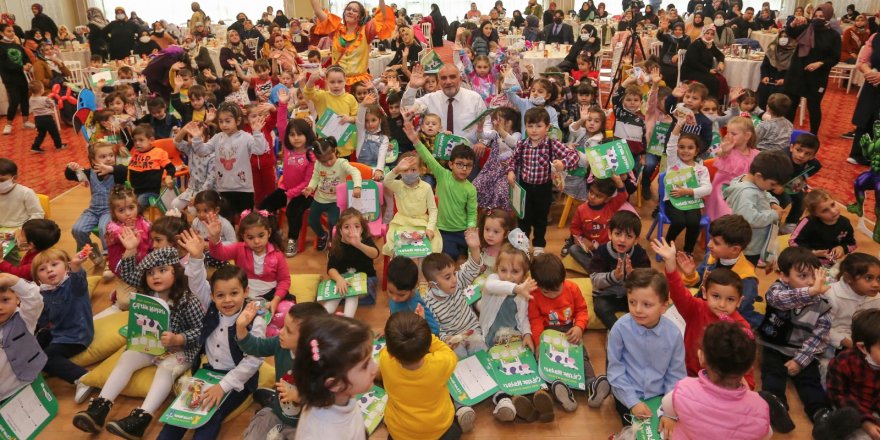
[2, 124, 11, 135]
[30, 147, 44, 154]
[106, 408, 152, 440]
[253, 387, 277, 408]
[551, 380, 578, 412]
[23, 121, 35, 129]
[74, 378, 94, 404]
[73, 397, 112, 433]
[492, 394, 516, 422]
[455, 406, 476, 433]
[317, 235, 329, 251]
[560, 236, 574, 258]
[759, 391, 794, 433]
[511, 394, 536, 422]
[533, 389, 556, 422]
[533, 247, 545, 256]
[812, 407, 862, 440]
[285, 238, 298, 257]
[88, 249, 105, 268]
[57, 143, 68, 150]
[779, 223, 797, 235]
[587, 375, 611, 408]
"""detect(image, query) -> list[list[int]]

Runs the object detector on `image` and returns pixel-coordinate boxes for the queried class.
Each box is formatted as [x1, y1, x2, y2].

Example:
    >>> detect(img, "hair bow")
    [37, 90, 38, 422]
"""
[241, 209, 269, 218]
[508, 228, 531, 256]
[718, 314, 755, 340]
[310, 339, 321, 361]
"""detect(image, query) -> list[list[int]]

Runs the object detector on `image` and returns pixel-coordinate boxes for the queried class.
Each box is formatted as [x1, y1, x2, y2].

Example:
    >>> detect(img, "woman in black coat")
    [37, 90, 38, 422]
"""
[558, 23, 601, 71]
[848, 34, 880, 164]
[429, 4, 447, 48]
[757, 31, 795, 110]
[29, 3, 57, 42]
[104, 7, 140, 60]
[657, 21, 691, 86]
[681, 26, 725, 97]
[783, 4, 841, 135]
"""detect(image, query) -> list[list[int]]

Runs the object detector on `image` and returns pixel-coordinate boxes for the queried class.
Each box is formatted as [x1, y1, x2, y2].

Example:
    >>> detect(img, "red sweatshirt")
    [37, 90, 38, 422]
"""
[666, 269, 756, 389]
[527, 280, 589, 346]
[0, 250, 35, 280]
[570, 189, 628, 246]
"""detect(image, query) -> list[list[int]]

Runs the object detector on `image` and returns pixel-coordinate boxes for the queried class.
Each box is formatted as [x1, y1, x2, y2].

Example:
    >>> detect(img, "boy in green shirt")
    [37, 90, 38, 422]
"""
[404, 113, 478, 261]
[236, 301, 327, 439]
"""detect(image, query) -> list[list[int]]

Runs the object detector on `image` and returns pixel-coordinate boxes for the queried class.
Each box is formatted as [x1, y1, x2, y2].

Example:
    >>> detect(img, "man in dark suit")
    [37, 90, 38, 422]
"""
[543, 10, 574, 44]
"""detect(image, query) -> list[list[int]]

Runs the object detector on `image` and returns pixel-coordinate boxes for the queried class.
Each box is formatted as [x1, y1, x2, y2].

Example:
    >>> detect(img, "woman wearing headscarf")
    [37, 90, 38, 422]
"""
[685, 12, 706, 40]
[262, 32, 300, 73]
[85, 8, 109, 60]
[712, 12, 735, 48]
[595, 2, 609, 19]
[578, 2, 596, 21]
[274, 10, 290, 28]
[842, 4, 860, 23]
[757, 31, 795, 109]
[388, 26, 420, 79]
[182, 34, 214, 80]
[429, 4, 448, 48]
[133, 30, 160, 57]
[522, 15, 542, 42]
[848, 32, 880, 164]
[308, 0, 395, 85]
[29, 4, 57, 42]
[288, 20, 310, 52]
[129, 12, 148, 31]
[104, 7, 140, 60]
[841, 14, 870, 63]
[682, 25, 726, 97]
[32, 42, 71, 88]
[559, 23, 601, 71]
[643, 5, 659, 26]
[219, 29, 248, 75]
[510, 10, 525, 29]
[141, 45, 189, 101]
[657, 19, 691, 85]
[189, 2, 206, 35]
[783, 3, 840, 134]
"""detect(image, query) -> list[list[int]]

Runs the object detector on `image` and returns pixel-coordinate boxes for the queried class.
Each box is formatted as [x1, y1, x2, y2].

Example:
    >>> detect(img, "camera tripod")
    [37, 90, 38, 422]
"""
[603, 5, 646, 108]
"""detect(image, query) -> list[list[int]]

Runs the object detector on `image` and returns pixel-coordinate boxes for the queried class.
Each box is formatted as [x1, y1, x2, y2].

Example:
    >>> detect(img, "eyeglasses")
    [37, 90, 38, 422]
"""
[452, 162, 474, 170]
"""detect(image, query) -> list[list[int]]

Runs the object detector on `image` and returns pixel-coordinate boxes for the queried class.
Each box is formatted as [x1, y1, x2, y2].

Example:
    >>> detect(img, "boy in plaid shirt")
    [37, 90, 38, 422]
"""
[756, 247, 833, 434]
[507, 107, 579, 255]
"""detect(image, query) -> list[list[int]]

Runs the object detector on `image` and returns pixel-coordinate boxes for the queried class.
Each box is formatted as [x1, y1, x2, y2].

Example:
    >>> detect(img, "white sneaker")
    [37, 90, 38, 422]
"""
[492, 397, 516, 422]
[533, 247, 545, 256]
[22, 121, 35, 129]
[846, 157, 860, 165]
[455, 406, 476, 432]
[74, 379, 93, 404]
[2, 125, 11, 135]
[779, 223, 797, 235]
[285, 239, 298, 257]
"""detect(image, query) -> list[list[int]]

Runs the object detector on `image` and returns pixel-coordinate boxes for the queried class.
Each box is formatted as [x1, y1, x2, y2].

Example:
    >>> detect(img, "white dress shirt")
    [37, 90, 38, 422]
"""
[402, 87, 488, 144]
[206, 309, 267, 392]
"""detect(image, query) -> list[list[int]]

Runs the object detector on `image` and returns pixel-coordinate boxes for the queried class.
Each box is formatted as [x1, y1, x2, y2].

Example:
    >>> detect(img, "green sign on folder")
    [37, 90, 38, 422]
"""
[346, 180, 381, 222]
[510, 181, 525, 219]
[664, 167, 703, 211]
[447, 351, 499, 405]
[433, 133, 471, 160]
[647, 121, 671, 156]
[316, 109, 357, 145]
[585, 139, 635, 179]
[488, 342, 543, 396]
[159, 369, 229, 429]
[127, 294, 170, 356]
[0, 377, 58, 440]
[420, 49, 444, 73]
[316, 272, 369, 301]
[538, 329, 586, 390]
[633, 395, 663, 440]
[357, 385, 388, 435]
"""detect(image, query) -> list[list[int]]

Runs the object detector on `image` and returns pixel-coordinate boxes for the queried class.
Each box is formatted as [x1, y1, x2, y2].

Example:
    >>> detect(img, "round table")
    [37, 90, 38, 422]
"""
[749, 30, 778, 51]
[368, 52, 395, 77]
[59, 49, 91, 67]
[722, 57, 762, 89]
[520, 48, 570, 74]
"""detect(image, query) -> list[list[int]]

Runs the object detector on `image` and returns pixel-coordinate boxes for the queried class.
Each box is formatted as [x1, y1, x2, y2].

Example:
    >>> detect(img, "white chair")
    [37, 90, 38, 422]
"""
[420, 22, 433, 49]
[676, 49, 686, 84]
[649, 41, 662, 58]
[64, 60, 88, 90]
[798, 97, 807, 126]
[829, 62, 856, 93]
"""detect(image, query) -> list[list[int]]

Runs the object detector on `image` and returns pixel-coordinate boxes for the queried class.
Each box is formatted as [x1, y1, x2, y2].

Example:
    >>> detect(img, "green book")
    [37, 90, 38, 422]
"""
[159, 369, 229, 429]
[419, 49, 444, 73]
[357, 385, 388, 435]
[447, 351, 499, 405]
[569, 145, 588, 178]
[316, 109, 356, 145]
[463, 284, 481, 305]
[386, 139, 399, 163]
[633, 396, 663, 440]
[371, 335, 386, 363]
[510, 181, 526, 219]
[394, 230, 432, 258]
[664, 167, 703, 211]
[585, 138, 635, 179]
[346, 180, 381, 222]
[647, 121, 671, 156]
[316, 272, 369, 302]
[537, 329, 586, 390]
[488, 342, 543, 396]
[462, 108, 494, 131]
[433, 133, 471, 160]
[0, 377, 58, 440]
[150, 185, 180, 214]
[127, 293, 171, 356]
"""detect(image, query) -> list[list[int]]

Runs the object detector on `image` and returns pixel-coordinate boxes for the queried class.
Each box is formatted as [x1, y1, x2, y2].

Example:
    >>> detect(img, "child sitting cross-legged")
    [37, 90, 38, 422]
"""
[379, 312, 461, 439]
[659, 321, 771, 439]
[607, 268, 686, 426]
[566, 175, 629, 268]
[789, 189, 856, 268]
[322, 208, 380, 317]
[756, 246, 833, 434]
[528, 254, 611, 414]
[651, 237, 756, 389]
[235, 301, 327, 440]
[387, 256, 439, 335]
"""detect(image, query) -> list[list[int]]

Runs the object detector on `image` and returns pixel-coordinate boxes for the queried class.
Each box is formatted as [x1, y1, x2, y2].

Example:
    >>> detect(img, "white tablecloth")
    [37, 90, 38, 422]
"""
[750, 30, 779, 51]
[207, 47, 222, 73]
[723, 58, 762, 89]
[500, 34, 523, 48]
[59, 49, 91, 68]
[520, 49, 569, 74]
[368, 53, 395, 77]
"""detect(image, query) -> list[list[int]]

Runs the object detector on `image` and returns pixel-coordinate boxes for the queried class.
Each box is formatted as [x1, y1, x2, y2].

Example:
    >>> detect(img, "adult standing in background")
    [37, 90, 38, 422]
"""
[30, 4, 57, 42]
[682, 26, 725, 98]
[783, 3, 840, 135]
[273, 10, 290, 28]
[85, 8, 108, 60]
[227, 13, 247, 36]
[189, 2, 207, 35]
[129, 12, 148, 31]
[428, 4, 447, 48]
[848, 33, 880, 165]
[524, 0, 543, 24]
[542, 2, 557, 27]
[467, 3, 482, 19]
[558, 22, 601, 71]
[493, 1, 507, 18]
[105, 7, 140, 60]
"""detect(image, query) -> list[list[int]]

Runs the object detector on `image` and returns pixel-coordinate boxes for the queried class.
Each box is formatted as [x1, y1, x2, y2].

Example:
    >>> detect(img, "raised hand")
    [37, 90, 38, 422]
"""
[409, 64, 426, 88]
[178, 229, 206, 259]
[650, 238, 677, 261]
[809, 268, 830, 296]
[120, 226, 141, 251]
[277, 87, 290, 104]
[236, 302, 258, 330]
[251, 114, 268, 132]
[205, 212, 223, 243]
[676, 252, 696, 276]
[513, 278, 537, 300]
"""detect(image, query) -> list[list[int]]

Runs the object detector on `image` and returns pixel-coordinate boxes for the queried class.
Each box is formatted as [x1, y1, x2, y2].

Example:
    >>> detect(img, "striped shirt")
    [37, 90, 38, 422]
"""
[425, 256, 482, 339]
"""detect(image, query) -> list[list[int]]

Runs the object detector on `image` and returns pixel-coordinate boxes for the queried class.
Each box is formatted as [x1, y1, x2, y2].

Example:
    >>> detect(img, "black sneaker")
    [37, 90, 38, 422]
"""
[316, 235, 329, 251]
[812, 407, 862, 440]
[587, 375, 610, 408]
[759, 391, 795, 433]
[253, 387, 277, 408]
[73, 397, 112, 434]
[560, 236, 574, 258]
[106, 408, 152, 440]
[842, 131, 855, 139]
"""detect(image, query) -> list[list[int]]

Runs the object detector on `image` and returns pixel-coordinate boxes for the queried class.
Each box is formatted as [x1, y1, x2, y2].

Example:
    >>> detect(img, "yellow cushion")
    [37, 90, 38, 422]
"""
[222, 361, 276, 423]
[80, 346, 157, 397]
[71, 311, 129, 367]
[88, 276, 101, 299]
[563, 255, 588, 275]
[290, 274, 322, 303]
[568, 278, 611, 331]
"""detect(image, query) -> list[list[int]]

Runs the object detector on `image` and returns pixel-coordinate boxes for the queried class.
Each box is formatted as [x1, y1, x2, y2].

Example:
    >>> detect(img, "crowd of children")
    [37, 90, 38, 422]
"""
[1, 10, 879, 440]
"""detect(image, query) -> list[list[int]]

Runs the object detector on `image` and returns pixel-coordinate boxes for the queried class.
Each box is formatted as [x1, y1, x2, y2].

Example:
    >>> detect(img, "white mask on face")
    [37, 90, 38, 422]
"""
[401, 172, 421, 185]
[580, 33, 590, 41]
[0, 180, 14, 193]
[186, 42, 196, 49]
[116, 13, 126, 20]
[778, 37, 789, 46]
[139, 36, 151, 43]
[530, 96, 546, 105]
[866, 353, 880, 369]
[714, 18, 724, 26]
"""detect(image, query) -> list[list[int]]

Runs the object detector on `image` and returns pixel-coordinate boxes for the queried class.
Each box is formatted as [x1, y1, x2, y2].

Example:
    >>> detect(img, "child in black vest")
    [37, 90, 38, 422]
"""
[0, 272, 46, 403]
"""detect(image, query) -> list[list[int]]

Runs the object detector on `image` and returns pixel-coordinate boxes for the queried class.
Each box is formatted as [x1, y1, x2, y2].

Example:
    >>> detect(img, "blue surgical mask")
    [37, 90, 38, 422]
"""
[401, 172, 421, 185]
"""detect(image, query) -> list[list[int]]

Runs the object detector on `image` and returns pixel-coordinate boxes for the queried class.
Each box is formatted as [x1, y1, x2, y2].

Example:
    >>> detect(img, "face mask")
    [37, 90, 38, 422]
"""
[139, 36, 151, 43]
[116, 13, 125, 20]
[0, 180, 14, 193]
[580, 33, 590, 41]
[778, 37, 788, 46]
[714, 18, 724, 26]
[812, 18, 826, 27]
[554, 17, 563, 24]
[530, 96, 546, 105]
[866, 351, 880, 369]
[401, 172, 420, 185]
[705, 113, 720, 121]
[719, 256, 738, 266]
[186, 42, 196, 49]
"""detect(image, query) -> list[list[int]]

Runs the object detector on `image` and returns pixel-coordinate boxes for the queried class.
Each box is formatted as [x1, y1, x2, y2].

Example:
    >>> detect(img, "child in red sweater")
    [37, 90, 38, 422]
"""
[651, 238, 756, 389]
[1, 219, 61, 280]
[527, 254, 611, 413]
[565, 175, 627, 269]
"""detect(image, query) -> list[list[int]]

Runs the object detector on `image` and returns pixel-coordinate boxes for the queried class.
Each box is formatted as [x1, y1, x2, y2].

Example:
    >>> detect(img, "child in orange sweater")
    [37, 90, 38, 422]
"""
[527, 254, 610, 413]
